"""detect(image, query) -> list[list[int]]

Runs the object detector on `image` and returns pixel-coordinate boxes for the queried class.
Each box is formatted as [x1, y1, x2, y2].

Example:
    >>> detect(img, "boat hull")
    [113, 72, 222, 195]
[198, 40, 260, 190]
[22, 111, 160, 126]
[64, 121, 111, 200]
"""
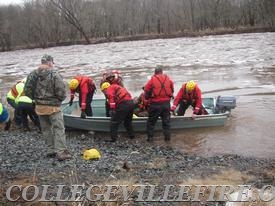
[62, 98, 229, 132]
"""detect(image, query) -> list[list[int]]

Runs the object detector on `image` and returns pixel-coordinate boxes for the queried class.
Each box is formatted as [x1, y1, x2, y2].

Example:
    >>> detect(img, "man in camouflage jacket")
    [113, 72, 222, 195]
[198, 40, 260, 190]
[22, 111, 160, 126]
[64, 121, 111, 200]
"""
[24, 54, 71, 161]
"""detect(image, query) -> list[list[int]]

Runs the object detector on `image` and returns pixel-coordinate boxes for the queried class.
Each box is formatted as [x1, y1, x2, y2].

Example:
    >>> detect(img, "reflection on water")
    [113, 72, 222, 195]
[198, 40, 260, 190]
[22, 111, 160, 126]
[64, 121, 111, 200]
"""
[0, 33, 275, 158]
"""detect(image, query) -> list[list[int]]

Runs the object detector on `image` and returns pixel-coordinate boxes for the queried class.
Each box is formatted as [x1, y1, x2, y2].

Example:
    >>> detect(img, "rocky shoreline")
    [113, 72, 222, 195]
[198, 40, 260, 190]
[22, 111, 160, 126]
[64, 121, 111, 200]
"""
[1, 128, 275, 205]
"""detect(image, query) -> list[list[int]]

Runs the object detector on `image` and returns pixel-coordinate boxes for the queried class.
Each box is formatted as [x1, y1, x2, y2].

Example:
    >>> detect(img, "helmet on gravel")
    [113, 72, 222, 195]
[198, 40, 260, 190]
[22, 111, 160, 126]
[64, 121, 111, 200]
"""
[186, 80, 196, 93]
[83, 149, 101, 160]
[101, 82, 110, 91]
[69, 79, 79, 90]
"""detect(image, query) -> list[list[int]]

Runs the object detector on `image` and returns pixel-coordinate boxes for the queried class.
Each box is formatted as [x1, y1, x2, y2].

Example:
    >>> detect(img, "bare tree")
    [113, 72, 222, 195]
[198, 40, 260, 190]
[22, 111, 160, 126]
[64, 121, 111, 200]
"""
[49, 0, 91, 44]
[0, 0, 275, 50]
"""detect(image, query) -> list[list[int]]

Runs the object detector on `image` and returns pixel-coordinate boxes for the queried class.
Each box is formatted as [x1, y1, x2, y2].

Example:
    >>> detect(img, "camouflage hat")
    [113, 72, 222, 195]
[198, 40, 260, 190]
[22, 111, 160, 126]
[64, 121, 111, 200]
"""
[41, 54, 54, 64]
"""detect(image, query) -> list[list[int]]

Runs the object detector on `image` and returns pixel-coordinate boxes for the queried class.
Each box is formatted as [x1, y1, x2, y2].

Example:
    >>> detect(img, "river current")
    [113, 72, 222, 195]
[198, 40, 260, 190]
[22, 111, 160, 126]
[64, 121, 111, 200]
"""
[1, 32, 275, 158]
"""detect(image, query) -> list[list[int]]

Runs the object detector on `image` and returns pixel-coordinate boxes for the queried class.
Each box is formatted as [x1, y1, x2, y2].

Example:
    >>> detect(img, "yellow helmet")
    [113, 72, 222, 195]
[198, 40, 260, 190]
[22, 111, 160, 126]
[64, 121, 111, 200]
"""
[83, 149, 101, 160]
[186, 80, 196, 93]
[101, 82, 110, 91]
[69, 79, 79, 90]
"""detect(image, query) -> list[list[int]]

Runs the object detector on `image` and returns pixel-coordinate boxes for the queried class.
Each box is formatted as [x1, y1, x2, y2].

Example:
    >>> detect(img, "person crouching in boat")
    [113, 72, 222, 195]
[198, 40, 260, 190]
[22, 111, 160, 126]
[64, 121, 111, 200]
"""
[100, 81, 135, 142]
[69, 76, 96, 118]
[0, 103, 11, 131]
[171, 80, 207, 116]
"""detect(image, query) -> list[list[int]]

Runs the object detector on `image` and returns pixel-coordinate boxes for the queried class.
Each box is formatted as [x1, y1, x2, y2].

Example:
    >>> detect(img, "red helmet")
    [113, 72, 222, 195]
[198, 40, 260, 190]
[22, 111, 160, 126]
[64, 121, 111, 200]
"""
[112, 70, 120, 74]
[105, 71, 115, 83]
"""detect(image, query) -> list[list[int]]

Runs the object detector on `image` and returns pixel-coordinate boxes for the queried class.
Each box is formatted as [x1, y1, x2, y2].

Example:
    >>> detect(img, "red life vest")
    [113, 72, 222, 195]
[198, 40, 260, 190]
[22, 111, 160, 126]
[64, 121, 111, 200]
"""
[107, 84, 132, 109]
[151, 74, 173, 98]
[113, 86, 131, 104]
[74, 76, 95, 93]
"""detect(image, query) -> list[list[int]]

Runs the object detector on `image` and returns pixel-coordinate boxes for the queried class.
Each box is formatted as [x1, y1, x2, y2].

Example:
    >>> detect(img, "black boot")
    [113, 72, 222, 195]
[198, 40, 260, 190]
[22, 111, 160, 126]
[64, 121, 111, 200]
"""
[4, 119, 11, 131]
[147, 136, 153, 142]
[164, 135, 171, 141]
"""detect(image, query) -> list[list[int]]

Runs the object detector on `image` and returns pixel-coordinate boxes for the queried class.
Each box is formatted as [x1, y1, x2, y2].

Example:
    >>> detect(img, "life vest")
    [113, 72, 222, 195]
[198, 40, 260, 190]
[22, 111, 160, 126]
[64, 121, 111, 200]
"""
[15, 95, 33, 104]
[151, 74, 173, 98]
[7, 91, 15, 100]
[0, 103, 9, 123]
[74, 76, 95, 93]
[7, 82, 24, 100]
[114, 86, 131, 104]
[0, 103, 3, 114]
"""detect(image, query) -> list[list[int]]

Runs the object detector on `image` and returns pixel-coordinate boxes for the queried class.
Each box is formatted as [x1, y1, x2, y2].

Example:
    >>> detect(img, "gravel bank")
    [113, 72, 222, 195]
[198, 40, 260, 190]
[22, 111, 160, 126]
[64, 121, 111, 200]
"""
[1, 128, 275, 205]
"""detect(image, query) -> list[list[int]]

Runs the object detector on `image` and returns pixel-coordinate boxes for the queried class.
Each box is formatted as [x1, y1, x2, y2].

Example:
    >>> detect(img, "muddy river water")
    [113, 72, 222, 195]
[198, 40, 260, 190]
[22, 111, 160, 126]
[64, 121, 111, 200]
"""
[1, 32, 275, 158]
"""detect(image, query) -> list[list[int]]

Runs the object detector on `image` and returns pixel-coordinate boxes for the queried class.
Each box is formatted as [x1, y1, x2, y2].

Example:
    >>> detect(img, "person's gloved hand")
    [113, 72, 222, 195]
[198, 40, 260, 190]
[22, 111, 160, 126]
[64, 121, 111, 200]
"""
[193, 107, 200, 115]
[170, 105, 176, 112]
[81, 111, 87, 118]
[110, 109, 116, 117]
[170, 105, 177, 116]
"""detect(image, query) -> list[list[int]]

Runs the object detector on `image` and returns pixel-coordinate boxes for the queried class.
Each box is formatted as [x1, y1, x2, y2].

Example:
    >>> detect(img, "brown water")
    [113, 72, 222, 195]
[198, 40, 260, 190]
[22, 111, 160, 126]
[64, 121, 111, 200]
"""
[1, 33, 275, 158]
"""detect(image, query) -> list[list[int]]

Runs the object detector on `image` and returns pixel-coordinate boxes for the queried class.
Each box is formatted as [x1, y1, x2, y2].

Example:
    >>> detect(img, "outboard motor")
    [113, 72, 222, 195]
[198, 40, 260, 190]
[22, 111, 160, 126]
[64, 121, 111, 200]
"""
[215, 95, 236, 113]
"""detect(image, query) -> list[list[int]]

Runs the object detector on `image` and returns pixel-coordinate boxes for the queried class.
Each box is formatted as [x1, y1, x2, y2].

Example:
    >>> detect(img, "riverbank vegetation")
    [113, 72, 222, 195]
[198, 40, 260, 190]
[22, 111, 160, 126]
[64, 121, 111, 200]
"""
[0, 0, 275, 51]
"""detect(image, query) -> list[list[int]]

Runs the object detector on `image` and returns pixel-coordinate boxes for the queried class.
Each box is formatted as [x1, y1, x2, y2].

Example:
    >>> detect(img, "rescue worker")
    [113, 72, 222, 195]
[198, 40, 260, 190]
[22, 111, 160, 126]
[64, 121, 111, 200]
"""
[69, 76, 96, 118]
[144, 66, 174, 142]
[16, 94, 41, 132]
[99, 71, 123, 117]
[171, 80, 207, 116]
[134, 87, 149, 117]
[24, 54, 71, 161]
[0, 103, 11, 130]
[6, 80, 25, 127]
[101, 81, 135, 142]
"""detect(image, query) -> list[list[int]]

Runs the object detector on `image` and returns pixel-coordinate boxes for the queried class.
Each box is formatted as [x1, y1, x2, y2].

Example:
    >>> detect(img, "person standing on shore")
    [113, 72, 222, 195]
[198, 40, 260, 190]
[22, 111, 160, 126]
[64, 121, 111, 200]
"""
[24, 54, 71, 161]
[144, 66, 174, 142]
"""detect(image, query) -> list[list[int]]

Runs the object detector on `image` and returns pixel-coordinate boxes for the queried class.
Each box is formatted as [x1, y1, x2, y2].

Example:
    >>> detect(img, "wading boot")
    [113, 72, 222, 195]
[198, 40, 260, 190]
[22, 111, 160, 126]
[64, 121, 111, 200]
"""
[46, 152, 57, 158]
[147, 136, 153, 142]
[164, 136, 171, 142]
[56, 150, 71, 161]
[4, 119, 11, 131]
